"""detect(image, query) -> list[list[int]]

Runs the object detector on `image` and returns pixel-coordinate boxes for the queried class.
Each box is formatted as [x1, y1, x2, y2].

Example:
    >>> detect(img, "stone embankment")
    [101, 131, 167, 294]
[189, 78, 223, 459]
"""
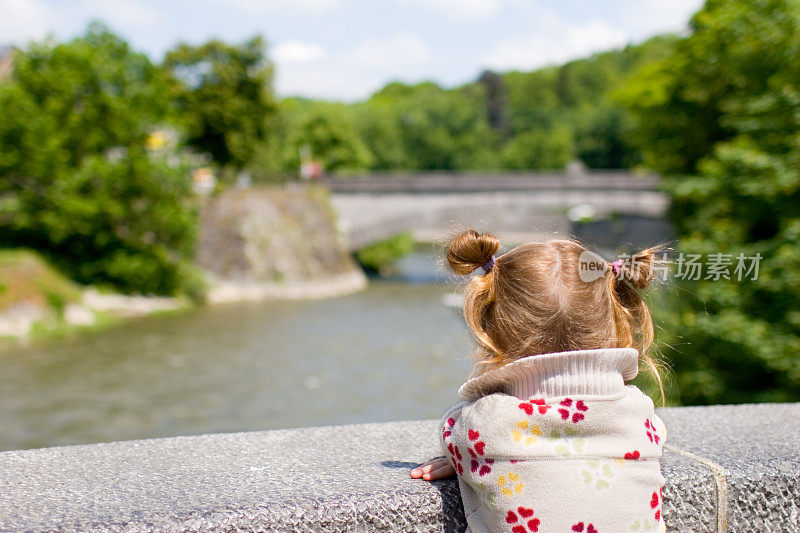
[196, 184, 367, 304]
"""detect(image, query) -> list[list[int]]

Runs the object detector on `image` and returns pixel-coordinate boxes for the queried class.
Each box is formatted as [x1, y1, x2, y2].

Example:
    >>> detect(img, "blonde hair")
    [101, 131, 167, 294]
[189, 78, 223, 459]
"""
[446, 229, 668, 405]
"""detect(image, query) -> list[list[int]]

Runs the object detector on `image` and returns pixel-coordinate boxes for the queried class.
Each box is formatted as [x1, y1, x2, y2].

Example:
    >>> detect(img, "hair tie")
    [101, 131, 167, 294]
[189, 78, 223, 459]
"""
[481, 255, 496, 274]
[610, 258, 625, 276]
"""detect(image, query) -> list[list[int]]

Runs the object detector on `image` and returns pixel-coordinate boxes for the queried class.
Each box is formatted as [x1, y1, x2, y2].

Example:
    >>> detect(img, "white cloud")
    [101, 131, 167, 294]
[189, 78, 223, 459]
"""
[203, 0, 342, 14]
[80, 0, 162, 27]
[623, 0, 703, 38]
[274, 41, 327, 65]
[396, 0, 512, 19]
[342, 32, 430, 68]
[0, 0, 56, 44]
[480, 20, 627, 71]
[275, 33, 433, 100]
[275, 64, 376, 101]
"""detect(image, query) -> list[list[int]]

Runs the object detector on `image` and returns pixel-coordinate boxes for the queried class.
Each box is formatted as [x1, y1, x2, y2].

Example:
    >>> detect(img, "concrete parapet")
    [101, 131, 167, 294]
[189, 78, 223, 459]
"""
[0, 403, 798, 531]
[320, 171, 661, 194]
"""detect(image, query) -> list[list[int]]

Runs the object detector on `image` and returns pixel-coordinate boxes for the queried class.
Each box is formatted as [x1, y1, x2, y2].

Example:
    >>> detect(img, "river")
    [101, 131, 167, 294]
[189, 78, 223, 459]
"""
[0, 245, 475, 451]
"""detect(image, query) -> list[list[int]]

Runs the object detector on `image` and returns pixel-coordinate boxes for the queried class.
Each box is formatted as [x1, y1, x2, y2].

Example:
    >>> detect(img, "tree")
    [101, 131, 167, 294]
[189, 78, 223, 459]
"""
[620, 0, 800, 404]
[477, 70, 510, 138]
[352, 100, 409, 170]
[369, 82, 498, 170]
[163, 36, 277, 171]
[500, 36, 677, 169]
[501, 128, 573, 170]
[0, 22, 200, 297]
[282, 100, 373, 174]
[573, 106, 638, 169]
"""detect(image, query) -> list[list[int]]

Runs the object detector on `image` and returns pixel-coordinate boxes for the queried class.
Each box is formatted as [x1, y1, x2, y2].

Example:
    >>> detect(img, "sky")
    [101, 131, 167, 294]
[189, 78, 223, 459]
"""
[1, 0, 704, 101]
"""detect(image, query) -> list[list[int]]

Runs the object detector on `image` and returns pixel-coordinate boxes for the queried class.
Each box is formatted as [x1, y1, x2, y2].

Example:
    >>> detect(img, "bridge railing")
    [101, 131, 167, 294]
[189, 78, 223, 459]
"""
[319, 170, 660, 194]
[0, 402, 797, 532]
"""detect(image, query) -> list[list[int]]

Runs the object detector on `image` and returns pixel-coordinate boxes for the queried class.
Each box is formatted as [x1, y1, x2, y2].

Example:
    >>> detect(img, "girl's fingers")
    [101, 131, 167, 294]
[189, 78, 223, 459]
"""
[422, 462, 455, 480]
[410, 457, 448, 478]
[409, 465, 426, 477]
[410, 463, 435, 477]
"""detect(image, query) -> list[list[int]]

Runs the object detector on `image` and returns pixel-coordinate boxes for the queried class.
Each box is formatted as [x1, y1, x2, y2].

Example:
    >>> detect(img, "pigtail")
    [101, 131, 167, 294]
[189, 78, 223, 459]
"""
[447, 230, 503, 367]
[607, 244, 671, 406]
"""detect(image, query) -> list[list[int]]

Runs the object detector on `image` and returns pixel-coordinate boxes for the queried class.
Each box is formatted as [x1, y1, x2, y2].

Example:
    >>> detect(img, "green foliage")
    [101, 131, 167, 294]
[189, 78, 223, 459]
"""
[499, 36, 677, 169]
[263, 35, 676, 173]
[163, 35, 278, 171]
[501, 128, 573, 169]
[362, 82, 499, 170]
[351, 100, 409, 170]
[0, 22, 200, 296]
[282, 99, 374, 174]
[355, 232, 415, 275]
[620, 0, 800, 404]
[573, 106, 639, 169]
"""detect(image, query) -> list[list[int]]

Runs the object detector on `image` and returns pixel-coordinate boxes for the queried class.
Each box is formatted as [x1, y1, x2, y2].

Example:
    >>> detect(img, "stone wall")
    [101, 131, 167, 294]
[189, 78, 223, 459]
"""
[0, 402, 798, 532]
[197, 184, 367, 303]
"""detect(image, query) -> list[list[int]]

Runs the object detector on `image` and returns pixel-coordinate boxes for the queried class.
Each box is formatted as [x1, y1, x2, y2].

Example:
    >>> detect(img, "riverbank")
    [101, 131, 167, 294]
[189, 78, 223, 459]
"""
[0, 250, 192, 345]
[0, 184, 370, 346]
[0, 253, 366, 346]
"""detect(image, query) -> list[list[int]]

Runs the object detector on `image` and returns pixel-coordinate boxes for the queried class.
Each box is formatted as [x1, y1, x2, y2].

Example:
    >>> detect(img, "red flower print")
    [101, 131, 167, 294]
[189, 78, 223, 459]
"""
[442, 417, 455, 440]
[557, 398, 589, 423]
[624, 450, 641, 460]
[572, 522, 598, 533]
[506, 507, 540, 532]
[645, 418, 661, 444]
[442, 418, 464, 474]
[449, 455, 463, 475]
[470, 457, 494, 476]
[650, 488, 663, 522]
[465, 428, 493, 476]
[519, 397, 551, 416]
[446, 442, 464, 476]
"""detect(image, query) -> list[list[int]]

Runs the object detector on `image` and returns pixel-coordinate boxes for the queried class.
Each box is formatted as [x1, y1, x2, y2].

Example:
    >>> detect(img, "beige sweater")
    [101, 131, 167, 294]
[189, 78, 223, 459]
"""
[439, 348, 667, 533]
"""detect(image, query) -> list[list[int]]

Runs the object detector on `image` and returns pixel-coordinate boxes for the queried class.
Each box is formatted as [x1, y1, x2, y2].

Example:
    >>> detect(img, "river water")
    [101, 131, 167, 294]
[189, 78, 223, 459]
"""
[0, 245, 476, 451]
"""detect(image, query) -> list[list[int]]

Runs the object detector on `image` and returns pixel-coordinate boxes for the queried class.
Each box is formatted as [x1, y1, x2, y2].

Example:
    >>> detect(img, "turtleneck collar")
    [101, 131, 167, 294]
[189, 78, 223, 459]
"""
[457, 348, 640, 402]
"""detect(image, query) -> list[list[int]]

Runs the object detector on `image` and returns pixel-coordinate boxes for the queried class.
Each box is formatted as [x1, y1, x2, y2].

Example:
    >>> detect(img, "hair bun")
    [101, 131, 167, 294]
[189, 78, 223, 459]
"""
[446, 229, 500, 275]
[612, 245, 669, 306]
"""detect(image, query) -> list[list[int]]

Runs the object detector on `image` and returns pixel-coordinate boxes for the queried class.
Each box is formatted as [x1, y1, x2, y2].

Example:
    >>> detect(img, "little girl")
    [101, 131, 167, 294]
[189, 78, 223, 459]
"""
[411, 230, 668, 533]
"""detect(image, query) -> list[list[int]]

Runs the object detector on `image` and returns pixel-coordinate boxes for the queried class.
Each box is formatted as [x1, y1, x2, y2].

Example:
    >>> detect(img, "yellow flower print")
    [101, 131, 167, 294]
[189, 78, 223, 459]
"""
[510, 420, 542, 446]
[497, 472, 525, 497]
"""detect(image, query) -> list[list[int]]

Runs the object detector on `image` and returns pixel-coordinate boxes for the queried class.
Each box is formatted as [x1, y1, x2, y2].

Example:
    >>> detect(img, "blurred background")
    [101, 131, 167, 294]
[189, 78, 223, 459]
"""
[1, 0, 798, 452]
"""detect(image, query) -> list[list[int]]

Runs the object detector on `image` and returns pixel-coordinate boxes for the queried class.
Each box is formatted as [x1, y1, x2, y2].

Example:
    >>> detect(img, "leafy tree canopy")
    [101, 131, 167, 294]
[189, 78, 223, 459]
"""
[620, 0, 800, 404]
[0, 22, 201, 297]
[163, 35, 278, 171]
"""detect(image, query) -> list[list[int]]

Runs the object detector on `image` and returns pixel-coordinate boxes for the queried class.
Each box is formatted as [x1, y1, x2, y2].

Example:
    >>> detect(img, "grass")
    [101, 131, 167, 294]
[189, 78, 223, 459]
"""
[0, 249, 82, 315]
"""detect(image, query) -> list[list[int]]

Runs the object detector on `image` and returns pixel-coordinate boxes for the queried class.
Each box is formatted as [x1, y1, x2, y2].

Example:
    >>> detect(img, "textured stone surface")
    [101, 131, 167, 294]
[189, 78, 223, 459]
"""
[0, 403, 798, 532]
[658, 402, 800, 532]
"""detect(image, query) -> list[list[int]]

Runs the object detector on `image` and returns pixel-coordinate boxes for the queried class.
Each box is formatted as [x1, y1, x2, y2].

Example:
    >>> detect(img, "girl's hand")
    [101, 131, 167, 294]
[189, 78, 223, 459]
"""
[410, 456, 455, 481]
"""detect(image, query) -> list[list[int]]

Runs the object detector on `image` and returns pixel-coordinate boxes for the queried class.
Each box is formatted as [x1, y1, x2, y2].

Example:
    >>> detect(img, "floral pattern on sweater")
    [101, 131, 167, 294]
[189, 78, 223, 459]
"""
[438, 349, 668, 533]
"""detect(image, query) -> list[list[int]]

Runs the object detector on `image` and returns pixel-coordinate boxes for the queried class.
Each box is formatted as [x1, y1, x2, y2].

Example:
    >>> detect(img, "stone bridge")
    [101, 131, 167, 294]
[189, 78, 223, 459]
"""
[319, 169, 670, 251]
